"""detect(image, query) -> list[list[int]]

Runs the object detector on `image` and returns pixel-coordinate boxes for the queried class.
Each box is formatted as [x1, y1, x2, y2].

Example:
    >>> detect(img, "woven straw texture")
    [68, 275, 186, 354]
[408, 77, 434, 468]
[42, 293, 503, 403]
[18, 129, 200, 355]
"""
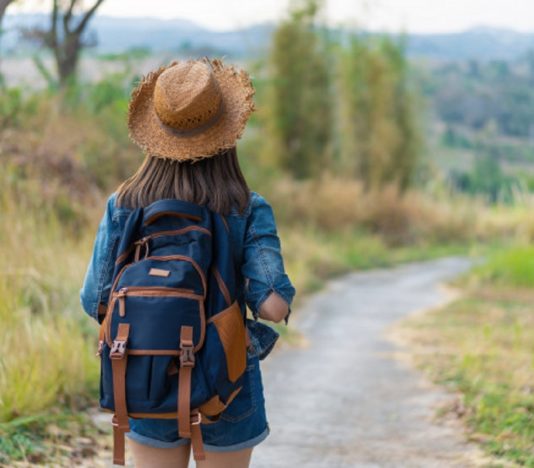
[128, 58, 255, 161]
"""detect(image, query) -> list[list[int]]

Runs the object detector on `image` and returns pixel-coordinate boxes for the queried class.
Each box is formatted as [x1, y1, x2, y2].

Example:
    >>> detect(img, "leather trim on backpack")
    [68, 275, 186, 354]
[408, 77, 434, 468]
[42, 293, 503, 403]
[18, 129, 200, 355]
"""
[147, 255, 207, 299]
[208, 301, 247, 383]
[128, 412, 178, 419]
[128, 349, 180, 356]
[199, 386, 242, 417]
[114, 226, 213, 266]
[212, 267, 231, 306]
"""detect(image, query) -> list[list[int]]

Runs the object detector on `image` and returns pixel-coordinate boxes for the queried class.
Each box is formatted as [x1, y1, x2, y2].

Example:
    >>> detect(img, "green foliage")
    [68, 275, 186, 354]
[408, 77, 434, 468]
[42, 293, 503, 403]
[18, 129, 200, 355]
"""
[338, 35, 421, 190]
[431, 54, 534, 139]
[266, 0, 332, 178]
[0, 87, 41, 128]
[98, 46, 152, 62]
[441, 126, 474, 149]
[56, 73, 142, 189]
[449, 151, 520, 203]
[266, 4, 422, 188]
[0, 411, 101, 464]
[474, 246, 534, 288]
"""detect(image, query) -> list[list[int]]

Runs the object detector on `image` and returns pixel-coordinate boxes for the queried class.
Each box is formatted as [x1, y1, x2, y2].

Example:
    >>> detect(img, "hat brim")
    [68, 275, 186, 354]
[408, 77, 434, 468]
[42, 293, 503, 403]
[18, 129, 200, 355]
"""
[127, 59, 255, 161]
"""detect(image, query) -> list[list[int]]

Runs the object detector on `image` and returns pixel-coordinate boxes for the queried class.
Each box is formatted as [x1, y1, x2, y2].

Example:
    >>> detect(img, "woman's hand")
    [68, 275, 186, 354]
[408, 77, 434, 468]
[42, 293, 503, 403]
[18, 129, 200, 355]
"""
[258, 292, 289, 323]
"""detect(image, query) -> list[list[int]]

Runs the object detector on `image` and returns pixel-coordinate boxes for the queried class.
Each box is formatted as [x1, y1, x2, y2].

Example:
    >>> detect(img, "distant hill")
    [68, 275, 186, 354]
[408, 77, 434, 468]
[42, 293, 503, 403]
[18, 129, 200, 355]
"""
[2, 14, 273, 58]
[4, 14, 534, 61]
[408, 26, 534, 61]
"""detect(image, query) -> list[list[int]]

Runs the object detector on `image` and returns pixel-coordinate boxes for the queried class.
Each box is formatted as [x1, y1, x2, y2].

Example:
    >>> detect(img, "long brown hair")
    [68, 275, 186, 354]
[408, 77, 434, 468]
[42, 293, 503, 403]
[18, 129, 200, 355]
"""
[116, 147, 250, 215]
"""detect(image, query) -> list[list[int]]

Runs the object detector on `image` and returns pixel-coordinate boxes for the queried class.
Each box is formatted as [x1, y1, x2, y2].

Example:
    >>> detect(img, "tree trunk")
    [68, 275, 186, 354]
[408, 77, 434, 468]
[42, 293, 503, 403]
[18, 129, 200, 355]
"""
[51, 0, 104, 87]
[56, 34, 82, 86]
[0, 0, 14, 26]
[0, 0, 15, 85]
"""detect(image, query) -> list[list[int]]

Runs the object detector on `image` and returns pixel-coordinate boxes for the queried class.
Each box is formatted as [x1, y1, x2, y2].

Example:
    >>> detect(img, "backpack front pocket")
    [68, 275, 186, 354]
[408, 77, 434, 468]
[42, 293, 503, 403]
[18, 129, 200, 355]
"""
[107, 287, 206, 351]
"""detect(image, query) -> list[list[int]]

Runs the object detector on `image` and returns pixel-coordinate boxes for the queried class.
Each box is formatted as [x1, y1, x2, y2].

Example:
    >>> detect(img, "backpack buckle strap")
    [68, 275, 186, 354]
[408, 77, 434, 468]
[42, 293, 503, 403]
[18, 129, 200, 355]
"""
[179, 345, 195, 367]
[96, 315, 107, 356]
[112, 416, 127, 465]
[110, 339, 127, 359]
[190, 410, 206, 461]
[133, 237, 150, 262]
[111, 323, 130, 466]
[178, 326, 194, 438]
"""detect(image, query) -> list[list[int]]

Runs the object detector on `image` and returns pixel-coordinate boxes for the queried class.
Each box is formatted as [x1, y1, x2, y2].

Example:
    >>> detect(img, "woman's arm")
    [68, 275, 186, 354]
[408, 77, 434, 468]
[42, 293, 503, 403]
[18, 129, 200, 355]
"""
[258, 291, 290, 323]
[242, 193, 295, 324]
[80, 194, 120, 322]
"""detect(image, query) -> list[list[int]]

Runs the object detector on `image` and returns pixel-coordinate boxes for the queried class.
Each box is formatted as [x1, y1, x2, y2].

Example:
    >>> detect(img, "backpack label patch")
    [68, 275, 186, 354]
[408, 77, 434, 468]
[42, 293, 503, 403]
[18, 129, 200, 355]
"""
[149, 268, 171, 277]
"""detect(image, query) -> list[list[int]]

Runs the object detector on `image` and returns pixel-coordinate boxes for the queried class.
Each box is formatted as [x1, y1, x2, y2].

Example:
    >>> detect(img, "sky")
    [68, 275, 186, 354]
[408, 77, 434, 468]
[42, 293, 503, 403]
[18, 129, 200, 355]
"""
[10, 0, 534, 34]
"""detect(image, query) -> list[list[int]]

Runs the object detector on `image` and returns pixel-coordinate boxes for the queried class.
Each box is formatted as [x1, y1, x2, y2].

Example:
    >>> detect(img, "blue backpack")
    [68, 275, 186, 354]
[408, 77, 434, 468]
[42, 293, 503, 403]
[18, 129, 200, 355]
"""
[97, 199, 248, 465]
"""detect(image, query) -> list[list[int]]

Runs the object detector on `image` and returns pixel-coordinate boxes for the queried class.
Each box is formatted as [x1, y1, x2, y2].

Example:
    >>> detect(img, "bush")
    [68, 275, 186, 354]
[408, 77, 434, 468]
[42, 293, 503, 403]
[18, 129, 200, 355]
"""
[474, 246, 534, 288]
[267, 176, 478, 246]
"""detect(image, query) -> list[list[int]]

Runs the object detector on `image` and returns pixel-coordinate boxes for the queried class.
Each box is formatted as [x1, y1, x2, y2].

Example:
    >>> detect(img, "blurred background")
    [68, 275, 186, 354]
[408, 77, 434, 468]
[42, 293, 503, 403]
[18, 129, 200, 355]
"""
[0, 0, 533, 466]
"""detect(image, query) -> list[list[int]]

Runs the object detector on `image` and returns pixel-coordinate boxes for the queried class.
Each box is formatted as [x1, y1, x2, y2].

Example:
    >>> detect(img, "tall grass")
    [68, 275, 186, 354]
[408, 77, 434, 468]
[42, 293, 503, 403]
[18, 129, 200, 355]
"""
[0, 170, 99, 423]
[266, 175, 532, 247]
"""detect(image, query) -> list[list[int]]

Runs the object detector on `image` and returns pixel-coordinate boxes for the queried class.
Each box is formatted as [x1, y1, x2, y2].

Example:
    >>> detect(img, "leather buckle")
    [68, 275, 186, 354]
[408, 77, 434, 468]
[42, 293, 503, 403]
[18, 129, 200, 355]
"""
[111, 414, 129, 430]
[191, 412, 202, 425]
[180, 345, 195, 367]
[110, 339, 127, 360]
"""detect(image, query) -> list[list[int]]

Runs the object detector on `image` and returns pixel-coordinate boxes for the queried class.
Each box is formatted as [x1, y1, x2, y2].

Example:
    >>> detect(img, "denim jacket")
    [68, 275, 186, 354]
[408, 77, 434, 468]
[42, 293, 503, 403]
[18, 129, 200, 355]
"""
[80, 191, 296, 360]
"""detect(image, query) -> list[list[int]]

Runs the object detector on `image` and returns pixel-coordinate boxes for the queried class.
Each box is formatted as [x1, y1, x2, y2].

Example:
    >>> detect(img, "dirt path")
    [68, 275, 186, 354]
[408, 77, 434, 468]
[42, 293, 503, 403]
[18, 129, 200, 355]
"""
[252, 257, 492, 468]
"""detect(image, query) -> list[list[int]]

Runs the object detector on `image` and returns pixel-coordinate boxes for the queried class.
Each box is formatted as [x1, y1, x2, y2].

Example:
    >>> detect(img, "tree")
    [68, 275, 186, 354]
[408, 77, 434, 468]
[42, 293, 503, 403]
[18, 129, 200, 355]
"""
[22, 0, 104, 86]
[266, 0, 332, 179]
[338, 36, 421, 190]
[0, 0, 18, 84]
[0, 0, 16, 27]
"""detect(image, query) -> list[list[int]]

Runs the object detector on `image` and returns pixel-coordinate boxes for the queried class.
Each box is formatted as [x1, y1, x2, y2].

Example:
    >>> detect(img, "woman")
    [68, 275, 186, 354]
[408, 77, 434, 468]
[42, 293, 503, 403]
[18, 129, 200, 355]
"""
[80, 58, 295, 468]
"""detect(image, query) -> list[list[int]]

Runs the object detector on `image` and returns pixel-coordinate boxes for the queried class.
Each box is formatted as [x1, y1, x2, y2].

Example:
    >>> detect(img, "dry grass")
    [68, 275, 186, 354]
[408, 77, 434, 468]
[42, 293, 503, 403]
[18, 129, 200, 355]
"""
[268, 176, 534, 247]
[398, 246, 534, 465]
[400, 291, 534, 465]
[267, 175, 532, 247]
[0, 172, 99, 424]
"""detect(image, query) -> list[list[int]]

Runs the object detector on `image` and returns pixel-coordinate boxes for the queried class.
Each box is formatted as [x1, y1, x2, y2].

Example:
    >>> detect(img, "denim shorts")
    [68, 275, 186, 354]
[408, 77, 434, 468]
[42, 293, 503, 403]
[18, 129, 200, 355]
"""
[126, 354, 269, 452]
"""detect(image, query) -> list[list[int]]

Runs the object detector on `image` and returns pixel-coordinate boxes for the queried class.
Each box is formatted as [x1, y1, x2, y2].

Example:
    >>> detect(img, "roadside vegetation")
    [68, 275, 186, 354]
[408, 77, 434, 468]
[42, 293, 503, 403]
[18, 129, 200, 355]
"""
[399, 247, 534, 466]
[0, 0, 533, 465]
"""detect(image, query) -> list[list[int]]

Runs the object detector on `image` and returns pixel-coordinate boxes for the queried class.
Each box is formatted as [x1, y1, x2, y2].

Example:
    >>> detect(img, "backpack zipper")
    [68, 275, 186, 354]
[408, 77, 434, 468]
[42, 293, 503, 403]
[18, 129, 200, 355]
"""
[106, 286, 203, 345]
[114, 286, 202, 317]
[115, 226, 212, 266]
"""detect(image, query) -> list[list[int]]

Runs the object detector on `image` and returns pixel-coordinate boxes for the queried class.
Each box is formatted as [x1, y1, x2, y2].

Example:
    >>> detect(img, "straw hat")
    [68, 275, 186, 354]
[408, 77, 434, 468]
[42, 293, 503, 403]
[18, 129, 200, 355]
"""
[127, 58, 255, 161]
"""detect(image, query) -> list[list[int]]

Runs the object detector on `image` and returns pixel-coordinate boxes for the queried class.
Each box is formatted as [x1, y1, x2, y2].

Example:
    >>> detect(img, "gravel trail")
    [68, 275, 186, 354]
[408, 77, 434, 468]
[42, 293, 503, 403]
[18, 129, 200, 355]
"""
[252, 257, 490, 468]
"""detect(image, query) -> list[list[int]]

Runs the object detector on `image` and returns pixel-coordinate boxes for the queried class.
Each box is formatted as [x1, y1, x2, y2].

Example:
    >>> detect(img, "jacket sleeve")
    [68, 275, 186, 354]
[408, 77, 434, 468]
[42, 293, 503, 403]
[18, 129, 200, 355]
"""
[79, 194, 120, 322]
[242, 193, 296, 322]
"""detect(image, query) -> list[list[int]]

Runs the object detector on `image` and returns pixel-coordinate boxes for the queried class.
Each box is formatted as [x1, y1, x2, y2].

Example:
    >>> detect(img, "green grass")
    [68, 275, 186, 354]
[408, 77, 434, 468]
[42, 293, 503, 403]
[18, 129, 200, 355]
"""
[0, 410, 104, 465]
[473, 245, 534, 288]
[401, 246, 534, 466]
[282, 226, 472, 297]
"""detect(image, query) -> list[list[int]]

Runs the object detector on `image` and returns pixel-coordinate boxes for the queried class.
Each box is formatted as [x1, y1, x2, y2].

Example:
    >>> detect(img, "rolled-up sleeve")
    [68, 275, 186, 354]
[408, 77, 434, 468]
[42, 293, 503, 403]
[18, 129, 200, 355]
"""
[242, 193, 296, 321]
[79, 194, 119, 321]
